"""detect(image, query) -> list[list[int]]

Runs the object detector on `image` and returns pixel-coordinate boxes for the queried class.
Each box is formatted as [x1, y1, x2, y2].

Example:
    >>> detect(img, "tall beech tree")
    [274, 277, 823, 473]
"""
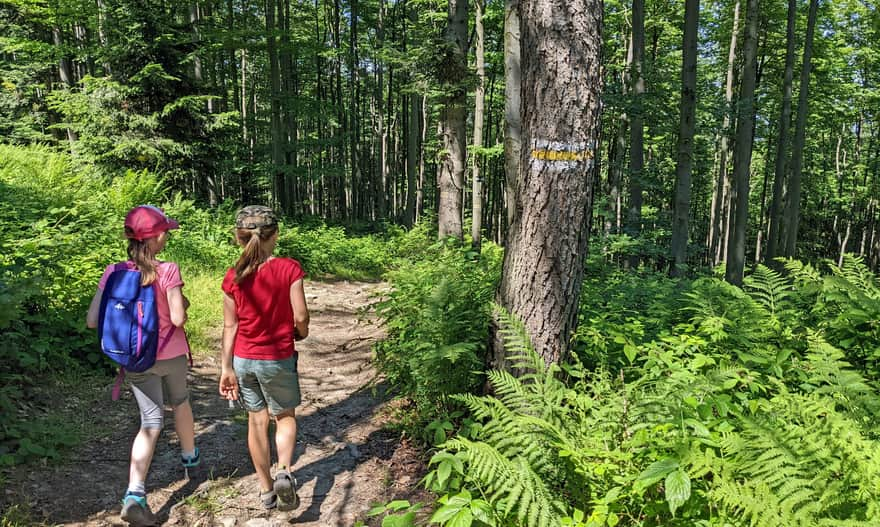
[436, 0, 468, 240]
[781, 0, 819, 257]
[725, 0, 759, 286]
[625, 0, 646, 267]
[502, 0, 521, 232]
[765, 0, 798, 264]
[670, 0, 699, 275]
[493, 0, 602, 367]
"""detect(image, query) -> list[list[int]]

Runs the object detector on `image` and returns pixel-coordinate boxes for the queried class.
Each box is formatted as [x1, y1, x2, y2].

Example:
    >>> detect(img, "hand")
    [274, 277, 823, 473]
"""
[219, 370, 239, 401]
[294, 327, 305, 341]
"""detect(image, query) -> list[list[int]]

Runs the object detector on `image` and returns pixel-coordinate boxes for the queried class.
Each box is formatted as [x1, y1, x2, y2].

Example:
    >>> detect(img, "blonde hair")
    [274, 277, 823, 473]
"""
[233, 224, 278, 283]
[126, 230, 159, 286]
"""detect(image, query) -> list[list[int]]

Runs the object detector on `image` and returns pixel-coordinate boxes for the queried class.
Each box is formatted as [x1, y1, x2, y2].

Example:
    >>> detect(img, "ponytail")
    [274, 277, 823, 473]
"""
[127, 236, 159, 286]
[233, 224, 278, 283]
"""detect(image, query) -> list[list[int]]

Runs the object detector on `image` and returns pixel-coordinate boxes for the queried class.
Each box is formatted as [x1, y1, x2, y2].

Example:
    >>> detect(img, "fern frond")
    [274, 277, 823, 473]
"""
[445, 437, 565, 527]
[744, 264, 793, 319]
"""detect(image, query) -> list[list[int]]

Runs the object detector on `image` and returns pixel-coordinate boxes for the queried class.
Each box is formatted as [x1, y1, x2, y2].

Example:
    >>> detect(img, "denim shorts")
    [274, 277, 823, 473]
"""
[233, 355, 301, 416]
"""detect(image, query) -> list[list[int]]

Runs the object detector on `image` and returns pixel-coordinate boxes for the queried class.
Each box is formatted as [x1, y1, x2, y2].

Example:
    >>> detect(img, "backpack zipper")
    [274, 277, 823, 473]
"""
[136, 301, 144, 359]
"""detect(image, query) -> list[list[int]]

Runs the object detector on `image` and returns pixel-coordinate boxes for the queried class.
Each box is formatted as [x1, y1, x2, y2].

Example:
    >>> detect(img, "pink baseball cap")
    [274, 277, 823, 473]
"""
[124, 205, 179, 241]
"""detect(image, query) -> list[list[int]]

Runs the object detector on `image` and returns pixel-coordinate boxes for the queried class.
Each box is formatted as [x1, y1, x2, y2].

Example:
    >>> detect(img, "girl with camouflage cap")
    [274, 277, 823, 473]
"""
[218, 205, 310, 511]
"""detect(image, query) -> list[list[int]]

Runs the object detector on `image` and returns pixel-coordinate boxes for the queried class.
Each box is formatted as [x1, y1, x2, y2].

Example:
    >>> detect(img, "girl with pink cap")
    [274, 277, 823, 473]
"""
[86, 205, 199, 526]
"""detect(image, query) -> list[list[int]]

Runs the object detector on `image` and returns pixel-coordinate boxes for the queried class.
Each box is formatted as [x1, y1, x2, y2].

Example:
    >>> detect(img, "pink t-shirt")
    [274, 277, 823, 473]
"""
[98, 261, 190, 361]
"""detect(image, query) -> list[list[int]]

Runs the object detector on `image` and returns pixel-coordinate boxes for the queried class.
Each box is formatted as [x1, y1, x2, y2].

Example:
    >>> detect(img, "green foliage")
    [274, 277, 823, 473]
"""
[373, 237, 502, 441]
[411, 261, 880, 526]
[362, 500, 424, 527]
[0, 144, 401, 467]
[277, 222, 398, 281]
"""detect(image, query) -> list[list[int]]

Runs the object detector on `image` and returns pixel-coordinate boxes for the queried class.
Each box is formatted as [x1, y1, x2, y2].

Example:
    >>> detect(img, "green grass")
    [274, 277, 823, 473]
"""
[183, 270, 226, 355]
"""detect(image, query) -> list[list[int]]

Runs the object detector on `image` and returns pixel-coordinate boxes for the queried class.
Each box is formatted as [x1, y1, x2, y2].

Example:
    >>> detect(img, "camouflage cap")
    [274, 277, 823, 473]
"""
[235, 205, 278, 229]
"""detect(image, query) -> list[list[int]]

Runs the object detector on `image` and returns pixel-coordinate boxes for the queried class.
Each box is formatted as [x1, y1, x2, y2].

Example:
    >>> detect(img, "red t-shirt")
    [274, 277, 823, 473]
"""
[222, 257, 306, 360]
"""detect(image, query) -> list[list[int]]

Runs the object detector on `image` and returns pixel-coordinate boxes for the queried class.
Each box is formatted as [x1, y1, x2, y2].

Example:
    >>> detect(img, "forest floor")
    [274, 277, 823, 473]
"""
[1, 280, 430, 527]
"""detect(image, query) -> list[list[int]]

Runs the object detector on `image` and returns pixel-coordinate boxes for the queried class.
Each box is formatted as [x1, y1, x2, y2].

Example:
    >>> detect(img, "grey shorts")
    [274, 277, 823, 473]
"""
[233, 355, 301, 416]
[126, 354, 190, 429]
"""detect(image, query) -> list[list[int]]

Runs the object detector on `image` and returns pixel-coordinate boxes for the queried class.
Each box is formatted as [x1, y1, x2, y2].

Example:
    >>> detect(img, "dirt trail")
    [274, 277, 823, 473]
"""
[3, 280, 426, 527]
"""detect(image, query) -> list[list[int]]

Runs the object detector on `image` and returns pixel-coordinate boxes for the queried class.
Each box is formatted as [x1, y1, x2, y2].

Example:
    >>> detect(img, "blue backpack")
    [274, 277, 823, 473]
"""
[98, 263, 176, 398]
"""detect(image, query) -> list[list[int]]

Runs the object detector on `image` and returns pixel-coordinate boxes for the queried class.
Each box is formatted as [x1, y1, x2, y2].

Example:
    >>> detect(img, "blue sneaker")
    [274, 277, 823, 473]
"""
[120, 493, 156, 526]
[181, 447, 201, 468]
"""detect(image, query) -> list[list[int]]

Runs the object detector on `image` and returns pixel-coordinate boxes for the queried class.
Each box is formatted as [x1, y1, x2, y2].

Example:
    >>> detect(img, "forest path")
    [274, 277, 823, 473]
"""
[4, 280, 425, 527]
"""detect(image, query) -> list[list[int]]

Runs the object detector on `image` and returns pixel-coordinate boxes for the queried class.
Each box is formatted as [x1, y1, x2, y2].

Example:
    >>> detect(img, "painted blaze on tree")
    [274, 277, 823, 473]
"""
[494, 0, 602, 368]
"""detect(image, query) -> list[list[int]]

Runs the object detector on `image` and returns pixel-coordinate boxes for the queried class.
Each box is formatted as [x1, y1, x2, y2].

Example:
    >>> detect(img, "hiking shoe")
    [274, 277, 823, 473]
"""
[273, 470, 299, 511]
[120, 493, 157, 527]
[181, 447, 201, 468]
[260, 489, 277, 510]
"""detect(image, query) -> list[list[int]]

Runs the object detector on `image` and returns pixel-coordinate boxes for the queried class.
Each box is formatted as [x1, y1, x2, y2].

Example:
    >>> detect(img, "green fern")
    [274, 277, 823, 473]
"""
[743, 264, 795, 322]
[442, 437, 565, 527]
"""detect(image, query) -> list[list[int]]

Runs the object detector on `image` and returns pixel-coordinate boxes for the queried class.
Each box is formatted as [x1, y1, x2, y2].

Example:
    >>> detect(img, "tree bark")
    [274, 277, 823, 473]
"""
[670, 0, 699, 275]
[626, 0, 646, 267]
[764, 0, 797, 264]
[782, 0, 818, 257]
[436, 0, 468, 240]
[493, 0, 602, 368]
[471, 0, 486, 251]
[724, 0, 759, 286]
[266, 0, 285, 210]
[503, 0, 521, 235]
[710, 0, 740, 265]
[403, 2, 420, 228]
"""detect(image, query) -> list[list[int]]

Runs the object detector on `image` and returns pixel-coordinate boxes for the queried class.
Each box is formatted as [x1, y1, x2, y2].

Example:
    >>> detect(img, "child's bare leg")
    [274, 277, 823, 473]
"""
[248, 409, 273, 491]
[173, 400, 195, 453]
[129, 428, 161, 485]
[274, 410, 297, 469]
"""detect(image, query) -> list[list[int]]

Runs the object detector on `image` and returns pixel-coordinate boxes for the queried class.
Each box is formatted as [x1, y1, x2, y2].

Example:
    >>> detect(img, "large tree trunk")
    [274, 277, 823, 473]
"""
[493, 0, 602, 368]
[764, 0, 797, 264]
[670, 0, 699, 275]
[471, 0, 486, 250]
[782, 0, 818, 257]
[436, 0, 468, 240]
[503, 0, 521, 234]
[724, 0, 759, 286]
[709, 0, 740, 265]
[626, 0, 646, 267]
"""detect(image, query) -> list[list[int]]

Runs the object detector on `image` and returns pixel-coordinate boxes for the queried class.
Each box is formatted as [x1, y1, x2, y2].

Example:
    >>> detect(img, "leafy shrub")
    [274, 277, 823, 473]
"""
[418, 263, 880, 527]
[373, 239, 502, 443]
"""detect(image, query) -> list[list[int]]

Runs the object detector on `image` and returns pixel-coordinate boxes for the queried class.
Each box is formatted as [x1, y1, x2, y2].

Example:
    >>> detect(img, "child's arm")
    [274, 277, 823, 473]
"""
[290, 278, 310, 340]
[219, 293, 239, 401]
[85, 287, 102, 328]
[167, 286, 188, 327]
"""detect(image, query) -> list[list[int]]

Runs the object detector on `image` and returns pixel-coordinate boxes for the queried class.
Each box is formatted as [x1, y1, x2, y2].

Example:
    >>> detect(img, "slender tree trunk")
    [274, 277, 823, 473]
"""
[782, 0, 818, 257]
[493, 0, 602, 368]
[670, 0, 699, 275]
[626, 0, 646, 267]
[349, 0, 361, 219]
[436, 0, 468, 240]
[52, 26, 78, 146]
[503, 0, 521, 235]
[724, 0, 759, 286]
[765, 0, 797, 264]
[403, 2, 420, 227]
[471, 0, 486, 250]
[710, 0, 740, 265]
[266, 0, 284, 210]
[607, 30, 633, 237]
